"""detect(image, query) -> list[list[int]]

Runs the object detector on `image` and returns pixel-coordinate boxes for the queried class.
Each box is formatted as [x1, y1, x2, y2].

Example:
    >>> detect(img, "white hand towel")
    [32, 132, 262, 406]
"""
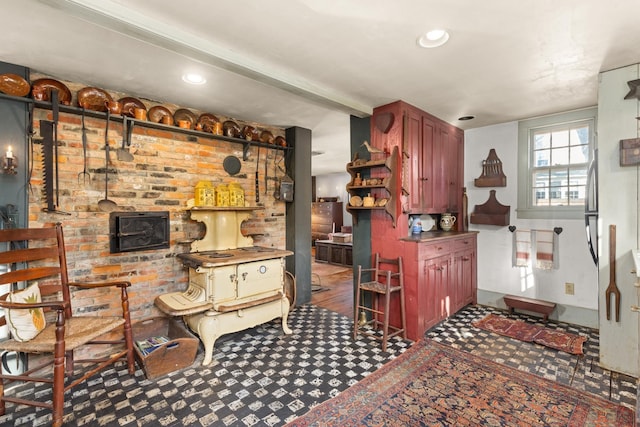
[512, 230, 531, 267]
[533, 230, 558, 270]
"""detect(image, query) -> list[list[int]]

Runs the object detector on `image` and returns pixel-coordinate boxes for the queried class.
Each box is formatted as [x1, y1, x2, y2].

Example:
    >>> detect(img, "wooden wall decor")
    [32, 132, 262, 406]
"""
[624, 79, 640, 100]
[474, 148, 506, 187]
[470, 190, 510, 226]
[374, 112, 394, 134]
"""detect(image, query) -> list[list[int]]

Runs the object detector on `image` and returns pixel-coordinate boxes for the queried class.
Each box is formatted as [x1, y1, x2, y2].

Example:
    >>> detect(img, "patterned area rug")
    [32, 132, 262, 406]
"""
[286, 339, 634, 427]
[472, 313, 587, 355]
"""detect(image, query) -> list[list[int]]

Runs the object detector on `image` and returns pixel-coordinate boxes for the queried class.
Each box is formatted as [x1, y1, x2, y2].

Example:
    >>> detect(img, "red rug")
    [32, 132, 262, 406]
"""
[472, 313, 587, 355]
[286, 340, 634, 426]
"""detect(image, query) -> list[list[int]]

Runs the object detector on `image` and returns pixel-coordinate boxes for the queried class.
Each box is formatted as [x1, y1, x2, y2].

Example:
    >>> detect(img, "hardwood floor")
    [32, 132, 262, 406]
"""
[310, 260, 354, 319]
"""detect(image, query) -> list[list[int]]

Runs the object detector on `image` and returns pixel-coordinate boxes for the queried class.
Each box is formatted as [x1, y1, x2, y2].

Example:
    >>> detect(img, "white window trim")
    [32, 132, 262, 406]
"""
[517, 107, 597, 220]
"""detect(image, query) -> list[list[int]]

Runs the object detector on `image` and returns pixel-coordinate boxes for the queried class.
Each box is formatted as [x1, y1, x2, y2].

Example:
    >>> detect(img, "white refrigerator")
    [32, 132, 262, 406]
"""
[597, 64, 640, 377]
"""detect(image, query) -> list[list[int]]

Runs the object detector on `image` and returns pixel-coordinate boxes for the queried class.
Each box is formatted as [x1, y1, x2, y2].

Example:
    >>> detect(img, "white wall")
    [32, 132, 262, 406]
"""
[465, 122, 599, 327]
[314, 172, 352, 227]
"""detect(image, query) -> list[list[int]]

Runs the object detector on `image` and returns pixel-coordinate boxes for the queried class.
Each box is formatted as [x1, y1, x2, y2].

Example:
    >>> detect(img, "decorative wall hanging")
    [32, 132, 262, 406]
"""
[470, 190, 510, 226]
[624, 79, 640, 100]
[474, 148, 506, 187]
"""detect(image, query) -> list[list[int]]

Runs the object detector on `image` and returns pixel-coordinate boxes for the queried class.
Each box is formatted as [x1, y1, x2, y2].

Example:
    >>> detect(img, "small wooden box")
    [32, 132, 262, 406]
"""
[332, 233, 352, 243]
[132, 317, 199, 379]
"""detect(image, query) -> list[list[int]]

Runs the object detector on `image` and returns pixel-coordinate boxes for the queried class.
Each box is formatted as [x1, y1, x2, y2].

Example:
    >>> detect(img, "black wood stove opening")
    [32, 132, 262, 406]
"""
[109, 211, 170, 253]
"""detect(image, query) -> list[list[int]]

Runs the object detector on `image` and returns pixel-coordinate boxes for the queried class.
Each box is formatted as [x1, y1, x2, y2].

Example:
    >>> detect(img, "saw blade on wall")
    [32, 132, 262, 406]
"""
[40, 120, 55, 212]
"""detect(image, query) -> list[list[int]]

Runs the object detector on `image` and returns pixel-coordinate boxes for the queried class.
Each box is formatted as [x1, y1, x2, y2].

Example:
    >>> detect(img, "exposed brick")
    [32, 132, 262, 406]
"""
[27, 82, 289, 324]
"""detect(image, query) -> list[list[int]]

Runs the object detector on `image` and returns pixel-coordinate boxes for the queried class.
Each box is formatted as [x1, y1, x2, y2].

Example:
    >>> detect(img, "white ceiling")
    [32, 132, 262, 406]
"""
[3, 0, 640, 175]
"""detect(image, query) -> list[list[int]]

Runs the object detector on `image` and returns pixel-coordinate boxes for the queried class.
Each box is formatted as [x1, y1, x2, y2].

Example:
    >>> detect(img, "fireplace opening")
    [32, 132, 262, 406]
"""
[109, 211, 170, 253]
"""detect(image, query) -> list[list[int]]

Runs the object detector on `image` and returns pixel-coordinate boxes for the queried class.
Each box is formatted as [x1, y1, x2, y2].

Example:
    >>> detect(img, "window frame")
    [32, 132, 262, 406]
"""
[517, 107, 597, 220]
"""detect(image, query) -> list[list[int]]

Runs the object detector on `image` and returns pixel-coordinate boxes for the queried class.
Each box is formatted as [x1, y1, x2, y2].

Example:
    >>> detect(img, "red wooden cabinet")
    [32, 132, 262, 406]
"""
[366, 100, 474, 342]
[401, 233, 477, 341]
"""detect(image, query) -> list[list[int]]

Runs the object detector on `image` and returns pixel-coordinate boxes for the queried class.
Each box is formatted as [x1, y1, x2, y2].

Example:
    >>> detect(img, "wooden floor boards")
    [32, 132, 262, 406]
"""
[310, 261, 354, 319]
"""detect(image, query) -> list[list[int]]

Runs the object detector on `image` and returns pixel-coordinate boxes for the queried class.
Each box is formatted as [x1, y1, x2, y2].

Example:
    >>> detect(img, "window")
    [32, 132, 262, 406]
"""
[517, 108, 596, 219]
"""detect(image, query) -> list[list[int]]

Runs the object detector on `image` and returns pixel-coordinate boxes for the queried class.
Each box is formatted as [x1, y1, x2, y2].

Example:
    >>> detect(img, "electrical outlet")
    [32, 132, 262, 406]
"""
[565, 282, 575, 295]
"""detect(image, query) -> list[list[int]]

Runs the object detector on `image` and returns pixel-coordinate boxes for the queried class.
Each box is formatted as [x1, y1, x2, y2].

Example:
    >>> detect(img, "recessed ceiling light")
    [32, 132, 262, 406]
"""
[417, 29, 450, 48]
[182, 73, 206, 85]
[458, 115, 475, 121]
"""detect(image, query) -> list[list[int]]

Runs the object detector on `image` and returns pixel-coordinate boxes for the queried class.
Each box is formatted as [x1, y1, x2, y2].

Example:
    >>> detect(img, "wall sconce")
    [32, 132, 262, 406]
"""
[3, 146, 17, 175]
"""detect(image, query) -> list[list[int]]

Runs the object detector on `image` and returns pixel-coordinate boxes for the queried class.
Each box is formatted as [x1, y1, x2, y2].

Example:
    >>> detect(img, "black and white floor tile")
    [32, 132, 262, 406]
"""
[0, 304, 636, 426]
[0, 305, 411, 427]
[426, 304, 637, 409]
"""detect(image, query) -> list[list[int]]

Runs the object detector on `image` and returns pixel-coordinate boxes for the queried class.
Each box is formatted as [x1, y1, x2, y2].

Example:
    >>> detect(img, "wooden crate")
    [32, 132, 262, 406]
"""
[132, 317, 199, 379]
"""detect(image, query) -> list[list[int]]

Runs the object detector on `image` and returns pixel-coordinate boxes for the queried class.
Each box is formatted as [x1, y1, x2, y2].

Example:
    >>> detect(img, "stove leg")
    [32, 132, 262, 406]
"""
[281, 298, 292, 335]
[193, 315, 219, 366]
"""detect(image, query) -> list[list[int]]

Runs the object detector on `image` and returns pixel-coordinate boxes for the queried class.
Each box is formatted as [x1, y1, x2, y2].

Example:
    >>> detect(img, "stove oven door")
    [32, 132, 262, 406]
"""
[236, 258, 283, 301]
[200, 265, 237, 305]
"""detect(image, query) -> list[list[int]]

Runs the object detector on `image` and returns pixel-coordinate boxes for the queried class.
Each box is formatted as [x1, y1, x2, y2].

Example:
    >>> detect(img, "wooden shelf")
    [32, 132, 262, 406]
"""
[470, 190, 510, 226]
[345, 146, 399, 227]
[0, 92, 290, 160]
[474, 149, 506, 187]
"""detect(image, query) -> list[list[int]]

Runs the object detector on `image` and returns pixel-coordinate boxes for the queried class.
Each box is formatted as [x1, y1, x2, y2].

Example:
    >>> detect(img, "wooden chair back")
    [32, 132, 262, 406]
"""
[0, 225, 72, 322]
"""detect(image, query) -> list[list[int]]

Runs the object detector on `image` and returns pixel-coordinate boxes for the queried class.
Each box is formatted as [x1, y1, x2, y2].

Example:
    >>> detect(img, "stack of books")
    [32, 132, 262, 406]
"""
[136, 336, 170, 356]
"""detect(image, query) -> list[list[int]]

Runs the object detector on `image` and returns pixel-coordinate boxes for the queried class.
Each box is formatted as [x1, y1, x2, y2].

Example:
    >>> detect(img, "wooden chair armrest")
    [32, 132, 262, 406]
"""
[68, 281, 131, 289]
[0, 299, 68, 311]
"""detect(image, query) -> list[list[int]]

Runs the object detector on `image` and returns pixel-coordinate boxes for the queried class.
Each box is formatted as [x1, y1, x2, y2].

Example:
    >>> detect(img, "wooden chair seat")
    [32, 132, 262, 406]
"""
[358, 280, 402, 294]
[0, 316, 125, 353]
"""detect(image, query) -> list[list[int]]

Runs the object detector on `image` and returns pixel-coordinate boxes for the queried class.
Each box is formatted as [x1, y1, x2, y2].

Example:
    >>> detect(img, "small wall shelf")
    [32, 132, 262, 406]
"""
[474, 148, 506, 187]
[470, 190, 510, 226]
[345, 146, 399, 227]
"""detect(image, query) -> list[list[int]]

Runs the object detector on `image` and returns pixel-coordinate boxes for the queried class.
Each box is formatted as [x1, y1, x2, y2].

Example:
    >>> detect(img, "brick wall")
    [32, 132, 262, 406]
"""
[27, 77, 288, 322]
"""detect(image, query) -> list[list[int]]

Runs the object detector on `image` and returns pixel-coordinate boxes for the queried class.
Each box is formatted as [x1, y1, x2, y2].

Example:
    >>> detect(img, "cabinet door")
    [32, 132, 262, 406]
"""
[422, 255, 447, 331]
[444, 126, 463, 213]
[406, 109, 424, 212]
[329, 246, 344, 265]
[433, 123, 449, 212]
[315, 243, 329, 262]
[450, 251, 464, 313]
[459, 248, 476, 306]
[344, 246, 353, 266]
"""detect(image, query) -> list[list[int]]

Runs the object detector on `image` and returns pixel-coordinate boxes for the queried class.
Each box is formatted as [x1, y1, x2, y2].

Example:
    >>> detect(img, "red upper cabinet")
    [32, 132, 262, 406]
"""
[441, 123, 464, 214]
[372, 101, 464, 218]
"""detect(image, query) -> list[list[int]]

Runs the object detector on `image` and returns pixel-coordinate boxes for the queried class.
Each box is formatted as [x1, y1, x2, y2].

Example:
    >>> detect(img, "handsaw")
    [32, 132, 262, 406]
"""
[40, 120, 56, 212]
[51, 89, 60, 207]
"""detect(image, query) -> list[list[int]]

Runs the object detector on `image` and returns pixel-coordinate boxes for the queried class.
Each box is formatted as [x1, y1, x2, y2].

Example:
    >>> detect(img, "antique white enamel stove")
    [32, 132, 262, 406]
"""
[155, 207, 292, 366]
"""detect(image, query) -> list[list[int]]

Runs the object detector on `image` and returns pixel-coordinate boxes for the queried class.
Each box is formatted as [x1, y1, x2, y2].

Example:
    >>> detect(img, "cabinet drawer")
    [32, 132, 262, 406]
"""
[420, 241, 452, 259]
[450, 236, 475, 252]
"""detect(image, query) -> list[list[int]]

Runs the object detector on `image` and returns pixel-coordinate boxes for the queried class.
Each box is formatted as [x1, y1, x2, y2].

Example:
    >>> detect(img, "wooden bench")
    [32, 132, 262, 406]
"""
[503, 295, 556, 321]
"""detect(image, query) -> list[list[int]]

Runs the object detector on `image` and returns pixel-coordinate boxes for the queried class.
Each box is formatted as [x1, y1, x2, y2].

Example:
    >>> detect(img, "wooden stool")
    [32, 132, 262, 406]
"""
[354, 254, 406, 351]
[503, 294, 556, 321]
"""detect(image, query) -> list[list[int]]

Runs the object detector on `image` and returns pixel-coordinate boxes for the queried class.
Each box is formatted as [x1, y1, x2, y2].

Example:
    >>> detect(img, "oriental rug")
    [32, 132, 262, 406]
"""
[286, 339, 634, 427]
[472, 313, 587, 355]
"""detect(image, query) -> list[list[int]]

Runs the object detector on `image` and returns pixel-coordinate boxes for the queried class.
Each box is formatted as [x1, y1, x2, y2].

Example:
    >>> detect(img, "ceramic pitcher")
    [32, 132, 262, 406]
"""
[440, 213, 456, 231]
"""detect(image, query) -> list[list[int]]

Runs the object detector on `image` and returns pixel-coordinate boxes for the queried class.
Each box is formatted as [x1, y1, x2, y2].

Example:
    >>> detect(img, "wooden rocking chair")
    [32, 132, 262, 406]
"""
[0, 223, 135, 426]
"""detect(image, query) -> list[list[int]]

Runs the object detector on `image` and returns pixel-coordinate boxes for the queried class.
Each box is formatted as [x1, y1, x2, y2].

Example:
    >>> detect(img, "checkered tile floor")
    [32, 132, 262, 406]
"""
[0, 304, 411, 426]
[0, 304, 635, 426]
[426, 304, 637, 410]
